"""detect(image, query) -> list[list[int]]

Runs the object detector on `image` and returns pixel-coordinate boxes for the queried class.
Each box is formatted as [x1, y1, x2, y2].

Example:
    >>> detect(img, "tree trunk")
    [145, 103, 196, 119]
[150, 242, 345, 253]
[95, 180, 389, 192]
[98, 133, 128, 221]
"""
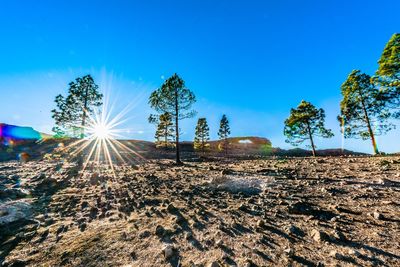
[307, 122, 316, 157]
[224, 138, 228, 156]
[202, 137, 205, 155]
[164, 126, 168, 150]
[174, 89, 182, 164]
[81, 85, 89, 139]
[361, 101, 379, 155]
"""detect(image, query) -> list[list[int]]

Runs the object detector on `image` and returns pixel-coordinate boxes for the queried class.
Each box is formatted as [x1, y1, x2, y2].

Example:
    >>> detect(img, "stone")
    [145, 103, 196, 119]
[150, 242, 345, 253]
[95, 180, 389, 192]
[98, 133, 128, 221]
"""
[79, 222, 87, 232]
[208, 261, 220, 267]
[89, 207, 98, 219]
[329, 250, 344, 260]
[185, 232, 193, 240]
[163, 244, 175, 259]
[45, 217, 55, 226]
[332, 230, 346, 241]
[4, 259, 27, 267]
[174, 214, 185, 225]
[221, 169, 234, 175]
[257, 219, 265, 228]
[372, 212, 383, 220]
[0, 201, 32, 226]
[348, 249, 361, 257]
[89, 173, 102, 185]
[167, 203, 178, 213]
[329, 250, 339, 258]
[56, 225, 65, 236]
[155, 225, 165, 237]
[81, 201, 89, 210]
[284, 247, 294, 257]
[215, 239, 223, 247]
[285, 224, 304, 236]
[288, 201, 313, 215]
[310, 229, 329, 243]
[139, 230, 151, 239]
[19, 152, 30, 163]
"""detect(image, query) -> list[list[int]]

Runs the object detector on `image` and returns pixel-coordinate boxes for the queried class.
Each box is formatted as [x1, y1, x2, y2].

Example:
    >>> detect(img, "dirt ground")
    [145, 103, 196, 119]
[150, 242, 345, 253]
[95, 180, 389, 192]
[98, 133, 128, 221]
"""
[1, 156, 399, 267]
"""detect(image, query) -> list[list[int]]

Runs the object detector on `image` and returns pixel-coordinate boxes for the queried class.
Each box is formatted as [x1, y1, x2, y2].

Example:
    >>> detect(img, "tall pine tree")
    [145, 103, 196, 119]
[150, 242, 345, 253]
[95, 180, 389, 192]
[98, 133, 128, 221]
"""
[194, 118, 210, 154]
[339, 70, 392, 154]
[149, 74, 196, 164]
[284, 100, 333, 156]
[52, 75, 102, 138]
[148, 112, 175, 149]
[218, 114, 231, 154]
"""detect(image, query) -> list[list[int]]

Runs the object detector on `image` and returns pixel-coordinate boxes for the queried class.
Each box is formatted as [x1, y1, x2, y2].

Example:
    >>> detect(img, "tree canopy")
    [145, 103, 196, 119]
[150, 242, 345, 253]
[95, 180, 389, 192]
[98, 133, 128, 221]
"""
[339, 70, 392, 154]
[194, 118, 210, 153]
[284, 100, 333, 156]
[148, 112, 175, 149]
[218, 114, 231, 154]
[149, 74, 196, 164]
[51, 75, 102, 138]
[374, 33, 400, 119]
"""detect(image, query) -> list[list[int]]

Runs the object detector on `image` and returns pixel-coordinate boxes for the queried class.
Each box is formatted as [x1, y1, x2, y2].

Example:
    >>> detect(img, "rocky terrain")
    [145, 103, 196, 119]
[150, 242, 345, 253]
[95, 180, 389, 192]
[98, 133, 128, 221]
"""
[0, 156, 399, 267]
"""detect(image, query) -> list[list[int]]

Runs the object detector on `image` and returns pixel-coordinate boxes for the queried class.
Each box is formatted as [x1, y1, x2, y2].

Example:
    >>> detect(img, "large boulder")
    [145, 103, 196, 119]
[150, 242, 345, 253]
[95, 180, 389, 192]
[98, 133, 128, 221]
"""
[0, 200, 33, 226]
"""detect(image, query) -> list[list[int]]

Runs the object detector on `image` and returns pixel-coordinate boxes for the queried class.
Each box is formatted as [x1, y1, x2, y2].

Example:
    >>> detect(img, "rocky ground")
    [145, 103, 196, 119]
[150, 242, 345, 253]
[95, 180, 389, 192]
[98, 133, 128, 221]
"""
[0, 156, 399, 267]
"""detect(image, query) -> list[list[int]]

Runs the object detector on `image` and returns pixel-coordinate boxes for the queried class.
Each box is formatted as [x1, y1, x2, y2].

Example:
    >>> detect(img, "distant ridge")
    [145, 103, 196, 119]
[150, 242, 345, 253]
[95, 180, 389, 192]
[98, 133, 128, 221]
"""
[0, 123, 368, 161]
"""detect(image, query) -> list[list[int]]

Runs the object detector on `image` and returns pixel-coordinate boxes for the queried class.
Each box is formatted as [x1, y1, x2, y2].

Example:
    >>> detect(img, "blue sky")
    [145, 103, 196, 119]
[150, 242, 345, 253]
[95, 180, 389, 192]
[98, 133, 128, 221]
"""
[0, 0, 399, 153]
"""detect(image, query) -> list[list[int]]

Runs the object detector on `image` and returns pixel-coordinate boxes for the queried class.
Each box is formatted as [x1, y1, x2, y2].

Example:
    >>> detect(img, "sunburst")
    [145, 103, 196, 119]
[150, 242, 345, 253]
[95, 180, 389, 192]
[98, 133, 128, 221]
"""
[57, 77, 147, 177]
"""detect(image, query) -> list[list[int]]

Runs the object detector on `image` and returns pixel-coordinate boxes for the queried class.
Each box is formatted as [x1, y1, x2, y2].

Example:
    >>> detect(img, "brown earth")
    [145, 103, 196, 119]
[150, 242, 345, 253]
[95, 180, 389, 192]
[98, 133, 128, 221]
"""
[0, 156, 399, 267]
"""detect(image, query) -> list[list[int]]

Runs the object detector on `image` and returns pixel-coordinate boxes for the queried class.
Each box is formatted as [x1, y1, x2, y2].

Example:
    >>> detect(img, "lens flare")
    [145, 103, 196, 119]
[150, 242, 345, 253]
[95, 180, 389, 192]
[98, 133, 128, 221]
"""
[56, 73, 148, 177]
[92, 123, 110, 139]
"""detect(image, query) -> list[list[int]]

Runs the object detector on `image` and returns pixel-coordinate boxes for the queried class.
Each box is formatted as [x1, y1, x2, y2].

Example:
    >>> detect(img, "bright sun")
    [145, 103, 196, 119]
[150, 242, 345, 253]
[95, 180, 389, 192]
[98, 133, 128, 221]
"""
[93, 123, 110, 139]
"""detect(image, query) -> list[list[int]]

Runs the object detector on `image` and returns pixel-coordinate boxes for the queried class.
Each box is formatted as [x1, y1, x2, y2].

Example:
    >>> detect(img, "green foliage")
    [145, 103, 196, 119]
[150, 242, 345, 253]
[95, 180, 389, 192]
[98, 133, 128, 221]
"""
[149, 74, 196, 120]
[374, 33, 400, 119]
[217, 114, 231, 153]
[339, 70, 392, 139]
[194, 118, 210, 153]
[51, 75, 102, 138]
[148, 112, 175, 149]
[284, 100, 333, 155]
[148, 73, 196, 163]
[376, 33, 400, 77]
[52, 126, 66, 138]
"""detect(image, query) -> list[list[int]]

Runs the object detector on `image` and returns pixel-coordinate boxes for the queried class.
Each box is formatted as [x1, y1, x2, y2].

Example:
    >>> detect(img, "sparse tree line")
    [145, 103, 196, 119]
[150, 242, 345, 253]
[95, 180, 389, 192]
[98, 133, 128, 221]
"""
[148, 73, 231, 163]
[51, 33, 400, 162]
[284, 33, 400, 156]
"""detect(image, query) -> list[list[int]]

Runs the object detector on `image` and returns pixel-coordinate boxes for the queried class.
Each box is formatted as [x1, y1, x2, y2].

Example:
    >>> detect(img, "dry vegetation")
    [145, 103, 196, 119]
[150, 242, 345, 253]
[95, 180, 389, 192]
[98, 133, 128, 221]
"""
[1, 156, 400, 267]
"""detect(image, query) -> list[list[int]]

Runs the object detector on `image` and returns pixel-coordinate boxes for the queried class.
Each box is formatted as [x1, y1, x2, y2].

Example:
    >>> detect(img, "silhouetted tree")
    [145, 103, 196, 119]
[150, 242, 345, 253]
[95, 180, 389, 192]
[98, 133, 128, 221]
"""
[373, 33, 400, 119]
[148, 112, 175, 149]
[149, 74, 196, 164]
[218, 114, 231, 154]
[339, 70, 392, 155]
[284, 100, 333, 156]
[194, 118, 210, 154]
[52, 75, 102, 138]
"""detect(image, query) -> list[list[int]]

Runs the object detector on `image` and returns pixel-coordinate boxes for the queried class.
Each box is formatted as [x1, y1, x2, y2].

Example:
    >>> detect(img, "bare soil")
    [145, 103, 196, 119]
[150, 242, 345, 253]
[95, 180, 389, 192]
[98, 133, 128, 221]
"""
[1, 156, 399, 267]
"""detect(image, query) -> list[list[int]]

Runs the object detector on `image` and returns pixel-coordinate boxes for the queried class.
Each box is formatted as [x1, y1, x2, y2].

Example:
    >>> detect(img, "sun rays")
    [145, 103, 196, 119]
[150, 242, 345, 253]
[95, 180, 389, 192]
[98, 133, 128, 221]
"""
[56, 74, 148, 177]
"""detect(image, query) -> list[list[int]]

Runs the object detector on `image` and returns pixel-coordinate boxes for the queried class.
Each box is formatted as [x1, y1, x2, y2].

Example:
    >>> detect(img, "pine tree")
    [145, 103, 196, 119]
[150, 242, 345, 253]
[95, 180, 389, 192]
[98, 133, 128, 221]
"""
[51, 75, 102, 138]
[194, 118, 210, 154]
[149, 74, 196, 164]
[374, 33, 400, 119]
[218, 114, 231, 154]
[339, 70, 392, 154]
[284, 100, 333, 156]
[148, 112, 175, 149]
